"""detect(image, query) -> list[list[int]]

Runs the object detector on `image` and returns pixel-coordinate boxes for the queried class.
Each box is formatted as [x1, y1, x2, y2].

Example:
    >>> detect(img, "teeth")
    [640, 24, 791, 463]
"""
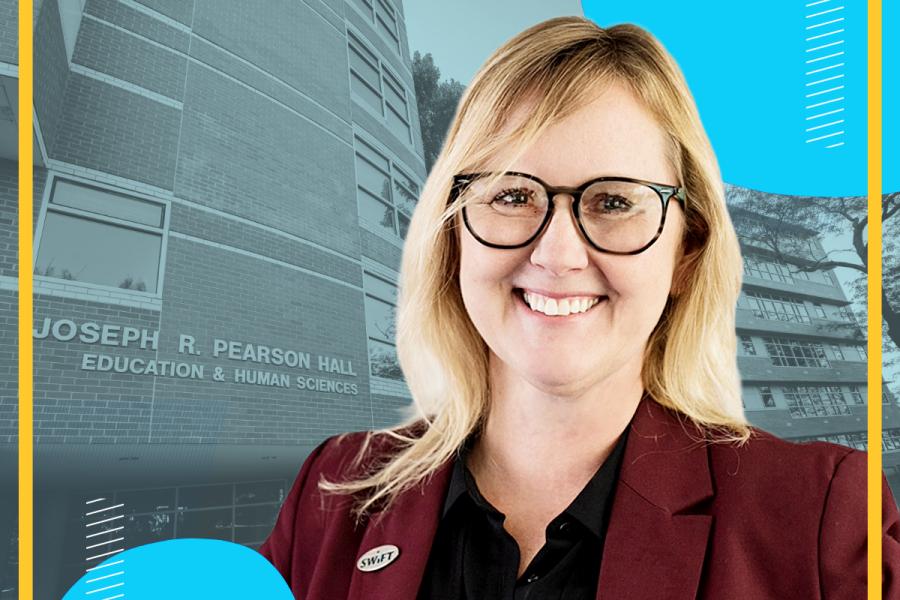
[521, 291, 601, 317]
[544, 298, 558, 316]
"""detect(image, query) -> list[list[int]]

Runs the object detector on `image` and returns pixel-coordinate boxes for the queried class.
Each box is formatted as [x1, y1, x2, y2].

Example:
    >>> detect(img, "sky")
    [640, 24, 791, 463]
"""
[403, 0, 583, 85]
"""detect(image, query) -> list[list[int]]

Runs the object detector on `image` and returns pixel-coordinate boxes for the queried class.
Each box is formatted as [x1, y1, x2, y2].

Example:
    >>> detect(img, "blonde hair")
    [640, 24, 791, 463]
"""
[322, 16, 750, 519]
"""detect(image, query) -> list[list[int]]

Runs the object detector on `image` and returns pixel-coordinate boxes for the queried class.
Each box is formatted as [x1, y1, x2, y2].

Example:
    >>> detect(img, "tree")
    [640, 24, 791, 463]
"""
[411, 51, 465, 172]
[727, 186, 900, 378]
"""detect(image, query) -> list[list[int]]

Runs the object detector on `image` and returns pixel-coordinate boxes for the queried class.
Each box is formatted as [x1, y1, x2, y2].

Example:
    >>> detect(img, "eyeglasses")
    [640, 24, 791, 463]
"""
[450, 171, 686, 255]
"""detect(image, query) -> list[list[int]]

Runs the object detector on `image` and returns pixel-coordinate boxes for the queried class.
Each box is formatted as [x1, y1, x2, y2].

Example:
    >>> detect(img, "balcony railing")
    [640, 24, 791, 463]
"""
[742, 272, 848, 302]
[736, 309, 864, 341]
[738, 356, 866, 382]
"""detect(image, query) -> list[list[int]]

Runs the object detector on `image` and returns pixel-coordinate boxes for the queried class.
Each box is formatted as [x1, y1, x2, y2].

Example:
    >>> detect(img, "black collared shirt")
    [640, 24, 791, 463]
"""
[416, 428, 629, 600]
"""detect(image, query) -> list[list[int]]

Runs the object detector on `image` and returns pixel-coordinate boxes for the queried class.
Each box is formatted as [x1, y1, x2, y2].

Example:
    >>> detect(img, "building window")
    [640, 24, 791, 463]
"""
[347, 31, 412, 143]
[349, 0, 403, 56]
[812, 302, 827, 318]
[797, 432, 868, 451]
[351, 0, 373, 19]
[842, 432, 868, 451]
[783, 385, 850, 418]
[382, 67, 411, 142]
[363, 271, 403, 380]
[355, 137, 420, 240]
[839, 305, 856, 322]
[849, 385, 864, 405]
[745, 291, 811, 323]
[759, 386, 776, 408]
[762, 337, 829, 368]
[348, 34, 383, 114]
[884, 429, 900, 452]
[853, 345, 867, 361]
[830, 344, 844, 361]
[35, 179, 166, 293]
[375, 0, 401, 54]
[743, 254, 793, 283]
[739, 335, 757, 356]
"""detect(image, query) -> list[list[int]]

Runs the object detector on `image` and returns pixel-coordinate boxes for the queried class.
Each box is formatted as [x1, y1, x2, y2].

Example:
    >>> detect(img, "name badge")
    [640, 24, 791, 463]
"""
[356, 544, 400, 572]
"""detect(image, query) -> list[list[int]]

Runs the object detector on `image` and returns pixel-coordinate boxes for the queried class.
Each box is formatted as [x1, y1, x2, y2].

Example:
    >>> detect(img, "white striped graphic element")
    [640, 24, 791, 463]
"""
[99, 595, 124, 600]
[806, 74, 844, 86]
[86, 504, 124, 517]
[806, 28, 844, 41]
[806, 40, 844, 52]
[806, 74, 845, 87]
[806, 119, 844, 132]
[85, 498, 106, 505]
[86, 515, 124, 527]
[806, 51, 844, 64]
[806, 130, 844, 143]
[806, 108, 845, 120]
[86, 526, 124, 539]
[806, 5, 844, 19]
[85, 582, 124, 595]
[86, 548, 125, 562]
[86, 559, 124, 573]
[806, 17, 845, 30]
[805, 85, 844, 98]
[85, 571, 124, 584]
[826, 142, 845, 148]
[806, 96, 844, 109]
[806, 0, 830, 5]
[806, 62, 844, 75]
[86, 537, 125, 550]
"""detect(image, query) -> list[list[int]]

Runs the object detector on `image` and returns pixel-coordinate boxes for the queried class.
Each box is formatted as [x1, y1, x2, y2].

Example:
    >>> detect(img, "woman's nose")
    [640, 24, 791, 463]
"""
[529, 196, 590, 274]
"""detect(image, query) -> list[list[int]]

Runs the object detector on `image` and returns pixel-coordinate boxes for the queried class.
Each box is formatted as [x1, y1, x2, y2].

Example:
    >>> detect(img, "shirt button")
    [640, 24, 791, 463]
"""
[526, 574, 539, 584]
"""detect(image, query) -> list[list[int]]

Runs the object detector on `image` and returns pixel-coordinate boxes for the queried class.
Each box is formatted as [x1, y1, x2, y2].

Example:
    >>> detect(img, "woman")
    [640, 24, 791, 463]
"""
[260, 17, 899, 599]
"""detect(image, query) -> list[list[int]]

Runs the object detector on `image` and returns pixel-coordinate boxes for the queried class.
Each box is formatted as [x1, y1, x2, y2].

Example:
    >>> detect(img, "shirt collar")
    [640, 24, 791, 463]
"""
[441, 424, 631, 539]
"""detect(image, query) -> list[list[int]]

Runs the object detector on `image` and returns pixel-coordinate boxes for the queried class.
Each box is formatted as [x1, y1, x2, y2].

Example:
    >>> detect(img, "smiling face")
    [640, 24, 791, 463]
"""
[458, 81, 687, 396]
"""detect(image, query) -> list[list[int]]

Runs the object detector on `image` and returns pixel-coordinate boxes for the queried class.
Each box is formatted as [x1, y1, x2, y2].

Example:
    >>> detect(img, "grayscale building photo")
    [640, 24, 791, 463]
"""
[727, 204, 900, 494]
[2, 0, 424, 597]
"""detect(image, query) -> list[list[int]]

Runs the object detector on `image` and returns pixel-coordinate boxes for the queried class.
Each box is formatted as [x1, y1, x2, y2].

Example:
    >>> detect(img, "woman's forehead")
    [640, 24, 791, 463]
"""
[481, 82, 677, 185]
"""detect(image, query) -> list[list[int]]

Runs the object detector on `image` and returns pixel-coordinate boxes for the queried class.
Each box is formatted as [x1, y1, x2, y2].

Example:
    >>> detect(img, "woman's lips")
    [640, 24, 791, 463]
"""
[515, 288, 607, 317]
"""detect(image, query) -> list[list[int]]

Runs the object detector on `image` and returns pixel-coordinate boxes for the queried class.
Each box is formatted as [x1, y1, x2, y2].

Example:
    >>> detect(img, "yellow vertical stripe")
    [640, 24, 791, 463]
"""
[17, 1, 33, 599]
[867, 0, 883, 598]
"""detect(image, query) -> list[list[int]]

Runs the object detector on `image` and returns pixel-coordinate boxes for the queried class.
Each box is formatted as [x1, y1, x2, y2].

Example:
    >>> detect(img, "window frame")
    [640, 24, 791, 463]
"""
[884, 429, 900, 452]
[33, 173, 170, 299]
[758, 385, 776, 408]
[739, 335, 757, 356]
[782, 385, 852, 418]
[745, 291, 811, 323]
[347, 0, 405, 60]
[362, 270, 404, 381]
[743, 254, 794, 283]
[762, 337, 830, 368]
[353, 134, 421, 243]
[346, 27, 413, 144]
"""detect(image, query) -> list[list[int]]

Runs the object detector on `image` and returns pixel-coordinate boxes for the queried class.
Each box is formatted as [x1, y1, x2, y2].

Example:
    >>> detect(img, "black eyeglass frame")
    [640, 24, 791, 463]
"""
[451, 171, 687, 255]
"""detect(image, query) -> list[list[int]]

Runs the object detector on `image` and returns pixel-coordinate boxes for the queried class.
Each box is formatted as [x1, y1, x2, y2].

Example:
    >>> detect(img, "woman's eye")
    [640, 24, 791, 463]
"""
[605, 196, 631, 210]
[492, 188, 533, 205]
[588, 194, 632, 212]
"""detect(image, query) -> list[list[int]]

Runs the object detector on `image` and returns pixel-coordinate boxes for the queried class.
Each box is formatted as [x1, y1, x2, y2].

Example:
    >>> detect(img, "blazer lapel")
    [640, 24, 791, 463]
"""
[347, 459, 454, 600]
[597, 397, 714, 600]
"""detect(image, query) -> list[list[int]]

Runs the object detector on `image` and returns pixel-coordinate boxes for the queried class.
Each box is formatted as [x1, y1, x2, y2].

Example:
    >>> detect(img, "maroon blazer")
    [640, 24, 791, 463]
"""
[260, 397, 900, 599]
